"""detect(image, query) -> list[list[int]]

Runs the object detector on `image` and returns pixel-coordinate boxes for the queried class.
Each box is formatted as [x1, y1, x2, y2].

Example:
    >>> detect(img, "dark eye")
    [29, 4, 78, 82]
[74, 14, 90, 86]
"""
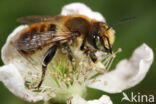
[87, 26, 100, 49]
[87, 32, 98, 49]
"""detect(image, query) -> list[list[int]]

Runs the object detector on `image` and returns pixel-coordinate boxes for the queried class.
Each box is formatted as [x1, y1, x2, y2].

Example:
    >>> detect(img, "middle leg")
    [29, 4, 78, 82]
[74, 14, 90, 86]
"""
[63, 43, 75, 70]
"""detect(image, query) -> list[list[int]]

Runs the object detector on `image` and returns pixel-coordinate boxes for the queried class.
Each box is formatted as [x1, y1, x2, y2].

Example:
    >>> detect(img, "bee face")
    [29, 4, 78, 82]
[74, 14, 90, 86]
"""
[87, 22, 115, 53]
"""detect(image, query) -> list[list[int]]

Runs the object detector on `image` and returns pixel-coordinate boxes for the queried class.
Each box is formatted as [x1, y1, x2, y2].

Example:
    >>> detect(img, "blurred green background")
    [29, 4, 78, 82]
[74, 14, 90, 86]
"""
[0, 0, 156, 104]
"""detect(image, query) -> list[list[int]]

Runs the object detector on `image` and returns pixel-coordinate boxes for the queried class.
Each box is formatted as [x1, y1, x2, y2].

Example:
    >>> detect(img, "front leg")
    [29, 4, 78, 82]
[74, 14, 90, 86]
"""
[83, 46, 97, 63]
[80, 36, 97, 63]
[37, 45, 57, 88]
[82, 46, 106, 72]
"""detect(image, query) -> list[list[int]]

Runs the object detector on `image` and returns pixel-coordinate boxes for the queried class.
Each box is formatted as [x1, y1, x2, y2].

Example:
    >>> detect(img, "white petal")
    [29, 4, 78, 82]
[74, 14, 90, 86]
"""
[71, 95, 112, 104]
[0, 64, 43, 102]
[71, 95, 87, 104]
[1, 25, 28, 64]
[87, 43, 154, 93]
[99, 95, 113, 104]
[61, 2, 105, 22]
[88, 95, 112, 104]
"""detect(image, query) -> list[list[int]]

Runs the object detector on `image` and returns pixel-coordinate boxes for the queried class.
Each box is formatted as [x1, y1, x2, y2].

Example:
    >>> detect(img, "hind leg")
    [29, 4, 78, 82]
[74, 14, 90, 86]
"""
[37, 45, 57, 88]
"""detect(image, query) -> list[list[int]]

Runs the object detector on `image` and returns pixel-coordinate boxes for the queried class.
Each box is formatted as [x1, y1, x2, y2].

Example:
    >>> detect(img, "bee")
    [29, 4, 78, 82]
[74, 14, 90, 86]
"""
[15, 14, 115, 88]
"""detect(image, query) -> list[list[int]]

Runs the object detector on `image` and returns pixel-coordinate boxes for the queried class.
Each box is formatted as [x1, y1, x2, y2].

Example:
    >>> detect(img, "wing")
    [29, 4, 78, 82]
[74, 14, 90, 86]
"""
[17, 15, 64, 24]
[16, 31, 72, 54]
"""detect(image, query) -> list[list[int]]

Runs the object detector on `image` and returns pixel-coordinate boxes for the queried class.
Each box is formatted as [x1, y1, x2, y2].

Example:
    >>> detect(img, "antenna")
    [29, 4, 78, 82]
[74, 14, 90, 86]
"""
[107, 17, 136, 30]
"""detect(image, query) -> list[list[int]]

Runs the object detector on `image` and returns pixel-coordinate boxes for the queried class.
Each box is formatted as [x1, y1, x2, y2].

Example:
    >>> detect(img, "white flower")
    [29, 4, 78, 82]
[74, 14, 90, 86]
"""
[0, 2, 154, 104]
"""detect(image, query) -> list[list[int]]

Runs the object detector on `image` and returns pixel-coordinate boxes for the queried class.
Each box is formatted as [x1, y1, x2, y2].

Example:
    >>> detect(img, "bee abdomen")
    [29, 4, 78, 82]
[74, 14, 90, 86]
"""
[16, 23, 57, 56]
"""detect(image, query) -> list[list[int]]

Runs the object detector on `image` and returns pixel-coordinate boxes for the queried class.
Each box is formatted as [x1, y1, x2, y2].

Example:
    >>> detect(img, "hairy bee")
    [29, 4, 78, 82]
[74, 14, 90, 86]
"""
[15, 14, 115, 88]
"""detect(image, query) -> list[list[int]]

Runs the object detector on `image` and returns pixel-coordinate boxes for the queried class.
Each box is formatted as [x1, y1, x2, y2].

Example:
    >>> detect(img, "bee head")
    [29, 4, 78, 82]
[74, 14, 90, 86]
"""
[87, 22, 115, 53]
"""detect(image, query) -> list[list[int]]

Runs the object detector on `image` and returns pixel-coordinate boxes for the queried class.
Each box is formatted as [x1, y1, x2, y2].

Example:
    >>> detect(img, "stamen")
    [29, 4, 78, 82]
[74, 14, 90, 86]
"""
[21, 46, 121, 101]
[103, 48, 122, 72]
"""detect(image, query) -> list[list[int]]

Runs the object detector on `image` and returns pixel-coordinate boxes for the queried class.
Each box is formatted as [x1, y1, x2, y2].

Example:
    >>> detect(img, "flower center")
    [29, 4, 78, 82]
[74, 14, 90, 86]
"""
[20, 47, 121, 102]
